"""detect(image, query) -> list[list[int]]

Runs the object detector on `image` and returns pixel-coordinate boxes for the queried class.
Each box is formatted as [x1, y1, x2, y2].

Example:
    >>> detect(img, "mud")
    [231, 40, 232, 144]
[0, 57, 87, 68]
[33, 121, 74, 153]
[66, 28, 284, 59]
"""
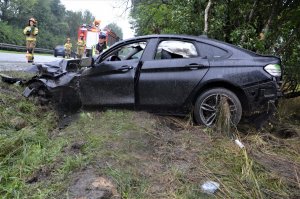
[251, 151, 300, 192]
[1, 78, 300, 198]
[273, 124, 299, 139]
[0, 87, 22, 98]
[57, 113, 81, 129]
[68, 168, 120, 199]
[62, 141, 86, 155]
[26, 165, 55, 184]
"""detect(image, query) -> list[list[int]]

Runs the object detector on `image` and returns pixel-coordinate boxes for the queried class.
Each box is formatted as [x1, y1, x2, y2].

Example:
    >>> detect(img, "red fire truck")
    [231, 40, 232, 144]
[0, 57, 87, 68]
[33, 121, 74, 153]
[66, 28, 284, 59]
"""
[77, 23, 120, 57]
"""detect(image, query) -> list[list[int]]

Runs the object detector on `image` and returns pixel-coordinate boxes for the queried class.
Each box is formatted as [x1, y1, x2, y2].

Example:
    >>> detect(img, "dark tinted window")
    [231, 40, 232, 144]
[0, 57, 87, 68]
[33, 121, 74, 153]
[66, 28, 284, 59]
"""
[155, 40, 198, 60]
[197, 42, 228, 59]
[102, 42, 146, 61]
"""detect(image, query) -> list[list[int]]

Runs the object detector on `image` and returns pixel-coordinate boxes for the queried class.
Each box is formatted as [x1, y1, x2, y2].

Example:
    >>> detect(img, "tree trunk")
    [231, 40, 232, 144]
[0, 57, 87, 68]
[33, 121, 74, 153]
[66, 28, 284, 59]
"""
[0, 0, 9, 21]
[248, 0, 258, 23]
[203, 0, 212, 35]
[224, 0, 231, 43]
[260, 0, 277, 40]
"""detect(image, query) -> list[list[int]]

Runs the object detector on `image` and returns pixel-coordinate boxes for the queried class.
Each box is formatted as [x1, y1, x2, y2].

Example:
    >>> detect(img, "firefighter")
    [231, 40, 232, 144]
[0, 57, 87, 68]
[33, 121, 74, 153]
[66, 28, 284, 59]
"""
[64, 37, 72, 59]
[77, 33, 85, 59]
[23, 17, 38, 63]
[95, 32, 107, 54]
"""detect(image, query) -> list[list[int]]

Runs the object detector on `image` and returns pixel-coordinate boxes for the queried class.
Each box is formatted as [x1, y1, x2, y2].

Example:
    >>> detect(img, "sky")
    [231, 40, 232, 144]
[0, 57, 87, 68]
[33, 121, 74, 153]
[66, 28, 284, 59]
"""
[60, 0, 135, 39]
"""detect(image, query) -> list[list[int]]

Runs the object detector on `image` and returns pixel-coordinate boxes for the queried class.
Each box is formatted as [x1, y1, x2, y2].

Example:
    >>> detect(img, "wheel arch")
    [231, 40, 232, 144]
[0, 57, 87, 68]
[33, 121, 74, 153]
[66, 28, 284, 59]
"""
[192, 81, 250, 112]
[23, 79, 51, 99]
[26, 79, 48, 88]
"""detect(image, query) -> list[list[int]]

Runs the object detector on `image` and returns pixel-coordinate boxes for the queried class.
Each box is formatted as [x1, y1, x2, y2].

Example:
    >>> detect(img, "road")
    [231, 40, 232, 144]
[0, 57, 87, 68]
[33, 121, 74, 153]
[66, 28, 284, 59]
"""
[0, 52, 62, 71]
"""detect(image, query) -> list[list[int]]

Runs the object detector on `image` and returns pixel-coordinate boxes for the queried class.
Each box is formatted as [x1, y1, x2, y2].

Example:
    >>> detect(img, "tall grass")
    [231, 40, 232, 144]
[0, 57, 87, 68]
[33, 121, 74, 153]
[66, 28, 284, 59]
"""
[1, 77, 299, 198]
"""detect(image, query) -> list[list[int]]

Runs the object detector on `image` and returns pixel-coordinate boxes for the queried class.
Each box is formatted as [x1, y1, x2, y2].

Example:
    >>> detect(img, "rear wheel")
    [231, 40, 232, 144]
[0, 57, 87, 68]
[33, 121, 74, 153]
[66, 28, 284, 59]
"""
[194, 88, 242, 126]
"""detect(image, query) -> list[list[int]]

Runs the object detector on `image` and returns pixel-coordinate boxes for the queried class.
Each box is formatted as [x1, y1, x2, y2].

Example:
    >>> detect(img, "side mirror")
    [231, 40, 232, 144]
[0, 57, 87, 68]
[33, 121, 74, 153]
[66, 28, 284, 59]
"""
[80, 57, 93, 68]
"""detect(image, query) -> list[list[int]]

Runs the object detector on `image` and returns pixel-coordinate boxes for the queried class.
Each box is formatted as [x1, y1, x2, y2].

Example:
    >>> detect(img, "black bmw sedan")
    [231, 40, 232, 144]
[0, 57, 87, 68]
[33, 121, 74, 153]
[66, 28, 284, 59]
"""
[24, 34, 282, 126]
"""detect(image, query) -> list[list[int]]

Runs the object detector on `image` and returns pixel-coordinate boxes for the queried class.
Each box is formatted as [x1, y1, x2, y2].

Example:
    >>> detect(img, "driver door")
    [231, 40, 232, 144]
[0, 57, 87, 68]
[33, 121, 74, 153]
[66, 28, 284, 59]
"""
[79, 41, 146, 106]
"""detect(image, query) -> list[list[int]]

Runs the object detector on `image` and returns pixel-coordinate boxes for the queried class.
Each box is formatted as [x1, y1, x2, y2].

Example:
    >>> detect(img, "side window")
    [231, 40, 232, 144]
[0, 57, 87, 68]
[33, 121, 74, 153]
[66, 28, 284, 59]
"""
[197, 42, 228, 59]
[103, 42, 147, 61]
[155, 40, 198, 60]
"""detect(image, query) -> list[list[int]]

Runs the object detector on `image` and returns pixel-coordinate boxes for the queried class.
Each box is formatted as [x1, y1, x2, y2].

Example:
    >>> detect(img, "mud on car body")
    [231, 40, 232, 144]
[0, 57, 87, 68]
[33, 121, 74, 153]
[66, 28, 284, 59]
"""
[23, 34, 282, 126]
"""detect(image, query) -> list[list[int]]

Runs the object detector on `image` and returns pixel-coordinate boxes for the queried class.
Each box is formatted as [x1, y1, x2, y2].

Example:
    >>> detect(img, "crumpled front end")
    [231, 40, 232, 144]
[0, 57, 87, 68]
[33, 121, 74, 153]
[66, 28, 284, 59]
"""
[22, 59, 85, 112]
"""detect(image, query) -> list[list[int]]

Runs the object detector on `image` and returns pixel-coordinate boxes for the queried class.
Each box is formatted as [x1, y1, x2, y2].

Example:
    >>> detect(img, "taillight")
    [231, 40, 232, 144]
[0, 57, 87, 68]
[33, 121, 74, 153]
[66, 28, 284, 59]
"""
[264, 64, 281, 77]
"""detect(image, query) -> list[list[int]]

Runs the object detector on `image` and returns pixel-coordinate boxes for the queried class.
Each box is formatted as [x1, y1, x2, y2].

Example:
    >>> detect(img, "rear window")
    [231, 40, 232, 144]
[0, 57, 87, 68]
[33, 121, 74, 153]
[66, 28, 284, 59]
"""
[197, 42, 228, 59]
[155, 40, 198, 60]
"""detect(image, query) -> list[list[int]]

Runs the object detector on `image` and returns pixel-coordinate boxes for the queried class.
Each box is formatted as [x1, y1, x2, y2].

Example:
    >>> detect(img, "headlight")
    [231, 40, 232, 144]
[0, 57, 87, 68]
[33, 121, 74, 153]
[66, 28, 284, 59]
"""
[264, 64, 281, 77]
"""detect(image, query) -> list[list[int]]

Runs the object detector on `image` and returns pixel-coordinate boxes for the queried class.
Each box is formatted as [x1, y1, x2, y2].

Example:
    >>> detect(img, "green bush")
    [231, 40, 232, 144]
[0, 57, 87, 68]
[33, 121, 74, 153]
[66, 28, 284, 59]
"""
[0, 22, 71, 49]
[0, 22, 24, 45]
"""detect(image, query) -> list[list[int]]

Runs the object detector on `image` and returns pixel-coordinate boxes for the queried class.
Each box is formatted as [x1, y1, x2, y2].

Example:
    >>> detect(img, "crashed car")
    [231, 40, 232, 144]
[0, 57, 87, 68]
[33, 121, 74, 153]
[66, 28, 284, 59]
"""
[21, 34, 282, 126]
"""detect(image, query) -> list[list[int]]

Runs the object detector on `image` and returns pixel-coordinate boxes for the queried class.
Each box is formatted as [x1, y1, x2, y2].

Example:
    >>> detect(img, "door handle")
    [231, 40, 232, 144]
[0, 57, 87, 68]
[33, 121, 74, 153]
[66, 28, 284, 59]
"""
[186, 63, 204, 70]
[117, 65, 133, 72]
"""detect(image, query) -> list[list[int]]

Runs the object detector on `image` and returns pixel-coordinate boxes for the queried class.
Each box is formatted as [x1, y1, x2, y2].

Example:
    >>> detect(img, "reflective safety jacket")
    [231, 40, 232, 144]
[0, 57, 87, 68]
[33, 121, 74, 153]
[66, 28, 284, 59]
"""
[64, 42, 72, 50]
[77, 40, 86, 49]
[23, 26, 38, 41]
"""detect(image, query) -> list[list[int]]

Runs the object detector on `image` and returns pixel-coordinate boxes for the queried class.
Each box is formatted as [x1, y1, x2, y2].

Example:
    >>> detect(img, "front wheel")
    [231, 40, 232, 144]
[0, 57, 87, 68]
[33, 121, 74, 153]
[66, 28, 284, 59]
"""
[27, 82, 51, 105]
[194, 88, 242, 126]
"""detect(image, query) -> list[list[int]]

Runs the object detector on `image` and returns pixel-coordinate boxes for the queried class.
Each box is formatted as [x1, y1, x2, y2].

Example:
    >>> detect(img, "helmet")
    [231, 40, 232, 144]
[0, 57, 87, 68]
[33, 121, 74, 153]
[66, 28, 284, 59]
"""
[29, 17, 36, 24]
[99, 32, 106, 39]
[94, 19, 101, 27]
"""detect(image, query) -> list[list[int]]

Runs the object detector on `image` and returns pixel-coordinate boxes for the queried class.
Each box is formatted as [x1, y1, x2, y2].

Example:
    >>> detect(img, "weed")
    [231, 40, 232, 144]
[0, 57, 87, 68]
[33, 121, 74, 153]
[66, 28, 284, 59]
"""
[1, 78, 299, 198]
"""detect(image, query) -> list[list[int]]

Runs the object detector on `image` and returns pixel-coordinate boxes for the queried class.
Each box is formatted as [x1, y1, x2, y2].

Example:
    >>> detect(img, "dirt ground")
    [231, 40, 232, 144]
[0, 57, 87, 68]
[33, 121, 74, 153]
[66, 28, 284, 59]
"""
[1, 81, 299, 198]
[64, 113, 214, 199]
[56, 110, 300, 199]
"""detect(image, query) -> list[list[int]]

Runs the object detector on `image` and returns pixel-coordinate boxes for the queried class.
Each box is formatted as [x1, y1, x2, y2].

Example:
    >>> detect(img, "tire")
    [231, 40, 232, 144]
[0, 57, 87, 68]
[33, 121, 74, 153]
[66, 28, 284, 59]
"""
[194, 88, 242, 126]
[27, 82, 51, 105]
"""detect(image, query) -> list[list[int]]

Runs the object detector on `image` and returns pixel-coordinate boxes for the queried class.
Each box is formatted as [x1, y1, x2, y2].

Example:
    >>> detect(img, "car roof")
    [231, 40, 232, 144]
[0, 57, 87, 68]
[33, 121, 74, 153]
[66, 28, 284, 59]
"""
[109, 34, 260, 58]
[123, 34, 208, 42]
[117, 34, 239, 51]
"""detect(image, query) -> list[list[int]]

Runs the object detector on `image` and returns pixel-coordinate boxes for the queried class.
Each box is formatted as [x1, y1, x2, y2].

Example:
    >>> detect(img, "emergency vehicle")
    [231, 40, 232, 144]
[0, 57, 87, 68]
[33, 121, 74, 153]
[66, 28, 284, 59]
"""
[77, 23, 120, 57]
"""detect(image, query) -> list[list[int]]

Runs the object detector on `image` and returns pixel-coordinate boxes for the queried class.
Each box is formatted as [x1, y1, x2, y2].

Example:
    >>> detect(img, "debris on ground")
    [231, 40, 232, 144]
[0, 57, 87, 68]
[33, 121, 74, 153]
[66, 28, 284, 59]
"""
[234, 139, 245, 149]
[68, 169, 120, 199]
[200, 181, 220, 194]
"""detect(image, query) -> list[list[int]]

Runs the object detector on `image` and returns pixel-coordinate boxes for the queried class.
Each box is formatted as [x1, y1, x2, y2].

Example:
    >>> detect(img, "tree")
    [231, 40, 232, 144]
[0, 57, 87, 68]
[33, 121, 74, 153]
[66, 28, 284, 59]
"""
[105, 22, 123, 39]
[0, 0, 97, 50]
[130, 0, 300, 97]
[82, 10, 94, 25]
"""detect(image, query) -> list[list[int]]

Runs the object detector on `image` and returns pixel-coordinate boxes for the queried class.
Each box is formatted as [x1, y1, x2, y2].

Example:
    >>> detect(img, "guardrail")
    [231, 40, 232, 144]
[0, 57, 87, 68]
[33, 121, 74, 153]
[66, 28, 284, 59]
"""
[0, 43, 53, 54]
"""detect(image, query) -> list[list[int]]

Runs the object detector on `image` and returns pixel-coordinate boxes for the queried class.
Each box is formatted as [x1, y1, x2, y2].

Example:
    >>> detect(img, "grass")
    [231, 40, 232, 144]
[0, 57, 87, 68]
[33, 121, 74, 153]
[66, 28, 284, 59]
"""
[0, 74, 299, 198]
